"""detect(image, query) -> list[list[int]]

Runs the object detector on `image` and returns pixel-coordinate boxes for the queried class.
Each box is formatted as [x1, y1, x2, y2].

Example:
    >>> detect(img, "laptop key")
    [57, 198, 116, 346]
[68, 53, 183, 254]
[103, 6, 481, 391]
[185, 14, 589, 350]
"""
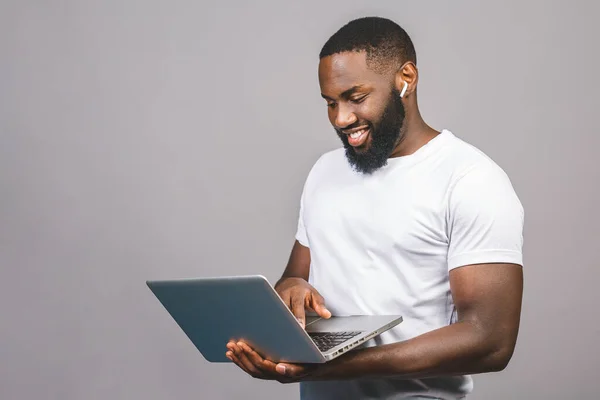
[308, 331, 363, 352]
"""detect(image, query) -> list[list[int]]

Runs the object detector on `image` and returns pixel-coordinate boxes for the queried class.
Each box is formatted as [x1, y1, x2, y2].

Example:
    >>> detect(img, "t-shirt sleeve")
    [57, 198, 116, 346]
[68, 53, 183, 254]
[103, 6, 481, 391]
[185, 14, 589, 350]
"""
[295, 183, 309, 247]
[446, 164, 524, 271]
[295, 154, 324, 248]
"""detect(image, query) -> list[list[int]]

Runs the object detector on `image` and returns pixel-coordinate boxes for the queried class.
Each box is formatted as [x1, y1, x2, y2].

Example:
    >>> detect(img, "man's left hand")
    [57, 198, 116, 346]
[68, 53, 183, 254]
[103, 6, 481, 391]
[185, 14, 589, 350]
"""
[226, 340, 319, 383]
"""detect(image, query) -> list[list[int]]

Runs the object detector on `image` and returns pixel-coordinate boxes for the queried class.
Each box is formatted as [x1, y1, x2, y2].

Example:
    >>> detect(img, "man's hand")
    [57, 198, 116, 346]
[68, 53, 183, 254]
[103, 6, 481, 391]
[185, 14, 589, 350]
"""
[274, 277, 332, 328]
[225, 340, 318, 383]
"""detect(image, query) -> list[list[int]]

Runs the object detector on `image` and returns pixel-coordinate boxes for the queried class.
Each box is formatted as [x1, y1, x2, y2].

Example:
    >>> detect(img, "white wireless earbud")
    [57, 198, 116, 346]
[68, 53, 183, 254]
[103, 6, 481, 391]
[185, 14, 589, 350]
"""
[400, 81, 408, 98]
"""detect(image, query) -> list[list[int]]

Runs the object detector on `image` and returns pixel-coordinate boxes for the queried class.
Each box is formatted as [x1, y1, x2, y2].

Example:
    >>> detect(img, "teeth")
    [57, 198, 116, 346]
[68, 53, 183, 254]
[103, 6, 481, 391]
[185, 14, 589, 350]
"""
[350, 129, 365, 139]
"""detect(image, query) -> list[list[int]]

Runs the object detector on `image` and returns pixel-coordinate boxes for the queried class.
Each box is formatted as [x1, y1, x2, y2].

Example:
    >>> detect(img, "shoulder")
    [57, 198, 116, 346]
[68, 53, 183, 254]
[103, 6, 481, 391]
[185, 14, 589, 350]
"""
[439, 131, 523, 218]
[440, 130, 513, 190]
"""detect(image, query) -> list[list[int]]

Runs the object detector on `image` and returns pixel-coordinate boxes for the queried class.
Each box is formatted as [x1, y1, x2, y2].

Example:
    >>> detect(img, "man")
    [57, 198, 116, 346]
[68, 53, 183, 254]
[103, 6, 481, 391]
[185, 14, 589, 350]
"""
[226, 16, 524, 400]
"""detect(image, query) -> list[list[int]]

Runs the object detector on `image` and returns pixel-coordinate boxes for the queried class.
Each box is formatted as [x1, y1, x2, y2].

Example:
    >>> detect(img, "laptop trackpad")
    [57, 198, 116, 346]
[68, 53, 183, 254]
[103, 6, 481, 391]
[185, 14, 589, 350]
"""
[305, 316, 323, 327]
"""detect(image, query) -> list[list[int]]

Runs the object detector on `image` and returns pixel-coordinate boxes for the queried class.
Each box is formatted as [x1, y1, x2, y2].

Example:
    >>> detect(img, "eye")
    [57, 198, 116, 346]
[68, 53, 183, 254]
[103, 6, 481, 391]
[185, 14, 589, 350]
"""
[350, 95, 367, 104]
[327, 102, 337, 109]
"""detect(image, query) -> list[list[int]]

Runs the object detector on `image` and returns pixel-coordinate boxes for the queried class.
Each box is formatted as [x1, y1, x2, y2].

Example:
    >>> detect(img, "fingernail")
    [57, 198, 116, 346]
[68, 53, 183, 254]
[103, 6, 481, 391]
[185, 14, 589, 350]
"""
[276, 364, 286, 374]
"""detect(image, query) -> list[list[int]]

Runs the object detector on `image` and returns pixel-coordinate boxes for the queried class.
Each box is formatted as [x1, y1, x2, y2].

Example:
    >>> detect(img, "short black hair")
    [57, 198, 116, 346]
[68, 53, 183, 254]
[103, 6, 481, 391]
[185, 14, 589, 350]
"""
[319, 16, 416, 74]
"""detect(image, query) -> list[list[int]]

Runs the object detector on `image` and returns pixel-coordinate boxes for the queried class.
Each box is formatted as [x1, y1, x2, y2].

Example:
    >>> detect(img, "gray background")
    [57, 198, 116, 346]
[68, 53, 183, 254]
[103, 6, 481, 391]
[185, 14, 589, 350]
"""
[1, 1, 598, 399]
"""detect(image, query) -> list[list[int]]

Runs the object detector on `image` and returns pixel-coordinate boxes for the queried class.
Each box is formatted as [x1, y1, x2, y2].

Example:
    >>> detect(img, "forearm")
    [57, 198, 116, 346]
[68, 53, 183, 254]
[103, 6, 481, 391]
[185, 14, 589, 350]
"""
[307, 321, 512, 381]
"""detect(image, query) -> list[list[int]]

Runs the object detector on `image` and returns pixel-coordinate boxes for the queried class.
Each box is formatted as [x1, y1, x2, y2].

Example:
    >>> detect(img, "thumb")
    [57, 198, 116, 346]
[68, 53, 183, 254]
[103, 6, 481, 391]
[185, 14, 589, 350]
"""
[311, 294, 332, 319]
[317, 304, 332, 319]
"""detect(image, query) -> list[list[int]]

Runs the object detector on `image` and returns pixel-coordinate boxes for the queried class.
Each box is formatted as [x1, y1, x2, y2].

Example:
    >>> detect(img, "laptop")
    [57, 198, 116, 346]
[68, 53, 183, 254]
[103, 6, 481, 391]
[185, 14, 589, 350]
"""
[146, 275, 403, 363]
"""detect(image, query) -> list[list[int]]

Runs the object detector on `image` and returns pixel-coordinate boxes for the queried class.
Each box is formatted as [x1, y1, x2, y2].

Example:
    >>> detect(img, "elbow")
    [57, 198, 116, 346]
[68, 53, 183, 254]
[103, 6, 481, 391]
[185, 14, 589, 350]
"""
[470, 321, 520, 373]
[486, 352, 512, 372]
[483, 342, 516, 372]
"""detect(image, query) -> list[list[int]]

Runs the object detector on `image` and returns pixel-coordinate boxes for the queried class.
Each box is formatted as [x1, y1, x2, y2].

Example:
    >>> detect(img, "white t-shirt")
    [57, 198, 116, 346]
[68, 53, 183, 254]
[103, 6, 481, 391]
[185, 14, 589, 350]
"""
[295, 130, 524, 400]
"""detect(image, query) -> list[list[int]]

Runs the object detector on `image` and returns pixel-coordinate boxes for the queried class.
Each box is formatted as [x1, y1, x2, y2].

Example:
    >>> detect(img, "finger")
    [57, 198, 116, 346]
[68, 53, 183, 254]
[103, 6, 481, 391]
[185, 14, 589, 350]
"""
[234, 342, 262, 376]
[309, 291, 331, 319]
[226, 350, 240, 366]
[228, 343, 253, 373]
[226, 341, 238, 357]
[275, 362, 312, 379]
[239, 343, 277, 372]
[227, 349, 249, 373]
[291, 293, 307, 328]
[276, 363, 287, 375]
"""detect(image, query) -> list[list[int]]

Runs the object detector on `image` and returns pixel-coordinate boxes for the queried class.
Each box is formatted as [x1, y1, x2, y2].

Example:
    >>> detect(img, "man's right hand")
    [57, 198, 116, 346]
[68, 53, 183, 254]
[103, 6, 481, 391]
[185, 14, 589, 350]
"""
[274, 277, 332, 329]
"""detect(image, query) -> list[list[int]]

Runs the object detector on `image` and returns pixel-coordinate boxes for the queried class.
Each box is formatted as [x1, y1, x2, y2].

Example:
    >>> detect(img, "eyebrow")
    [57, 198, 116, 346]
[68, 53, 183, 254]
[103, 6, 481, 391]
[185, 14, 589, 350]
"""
[321, 85, 365, 100]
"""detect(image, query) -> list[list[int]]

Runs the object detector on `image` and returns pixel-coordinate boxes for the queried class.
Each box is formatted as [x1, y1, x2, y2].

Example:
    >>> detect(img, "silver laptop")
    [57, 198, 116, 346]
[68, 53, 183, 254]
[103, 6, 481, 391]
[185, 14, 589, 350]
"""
[146, 275, 402, 363]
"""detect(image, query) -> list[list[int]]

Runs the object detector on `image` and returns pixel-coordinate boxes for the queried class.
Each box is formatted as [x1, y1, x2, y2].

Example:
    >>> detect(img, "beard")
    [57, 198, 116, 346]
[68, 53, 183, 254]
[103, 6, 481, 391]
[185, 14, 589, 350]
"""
[336, 88, 405, 174]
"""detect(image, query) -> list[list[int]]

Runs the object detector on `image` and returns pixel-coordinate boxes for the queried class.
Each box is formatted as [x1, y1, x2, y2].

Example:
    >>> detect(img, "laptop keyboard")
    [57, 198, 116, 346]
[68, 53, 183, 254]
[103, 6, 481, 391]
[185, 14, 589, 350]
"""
[308, 331, 362, 352]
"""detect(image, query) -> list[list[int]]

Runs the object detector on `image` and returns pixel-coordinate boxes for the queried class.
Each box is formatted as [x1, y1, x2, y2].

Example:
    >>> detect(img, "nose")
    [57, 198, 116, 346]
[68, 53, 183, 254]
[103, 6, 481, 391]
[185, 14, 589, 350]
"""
[333, 103, 358, 129]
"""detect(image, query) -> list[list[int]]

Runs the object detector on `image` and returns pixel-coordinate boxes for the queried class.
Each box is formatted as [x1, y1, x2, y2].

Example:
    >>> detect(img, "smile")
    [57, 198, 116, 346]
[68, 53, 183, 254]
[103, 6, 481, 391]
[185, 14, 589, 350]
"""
[345, 127, 370, 147]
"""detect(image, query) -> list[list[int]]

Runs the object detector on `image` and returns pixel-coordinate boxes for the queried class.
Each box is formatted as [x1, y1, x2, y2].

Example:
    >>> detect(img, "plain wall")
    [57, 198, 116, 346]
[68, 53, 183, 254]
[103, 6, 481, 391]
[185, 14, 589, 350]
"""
[1, 1, 599, 399]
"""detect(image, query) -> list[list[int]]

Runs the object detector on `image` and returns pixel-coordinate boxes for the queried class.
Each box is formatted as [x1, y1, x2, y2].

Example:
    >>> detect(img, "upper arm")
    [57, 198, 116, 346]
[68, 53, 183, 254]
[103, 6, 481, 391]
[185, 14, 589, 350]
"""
[445, 162, 525, 367]
[279, 240, 311, 282]
[450, 262, 523, 366]
[286, 160, 315, 282]
[286, 180, 311, 281]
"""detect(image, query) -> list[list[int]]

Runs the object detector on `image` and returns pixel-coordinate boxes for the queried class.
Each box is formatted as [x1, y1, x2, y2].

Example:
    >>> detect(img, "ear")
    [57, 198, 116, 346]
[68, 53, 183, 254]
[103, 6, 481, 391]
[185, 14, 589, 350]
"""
[394, 62, 418, 98]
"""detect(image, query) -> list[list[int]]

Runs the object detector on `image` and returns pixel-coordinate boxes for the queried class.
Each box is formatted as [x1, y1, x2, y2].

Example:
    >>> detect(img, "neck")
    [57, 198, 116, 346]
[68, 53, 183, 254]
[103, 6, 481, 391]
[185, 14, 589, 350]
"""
[389, 95, 439, 158]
